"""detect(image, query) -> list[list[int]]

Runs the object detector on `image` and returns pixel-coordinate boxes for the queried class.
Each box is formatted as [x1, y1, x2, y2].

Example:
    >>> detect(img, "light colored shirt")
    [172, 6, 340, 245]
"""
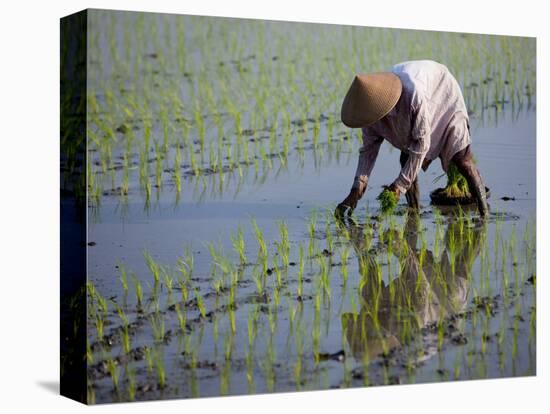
[353, 60, 471, 193]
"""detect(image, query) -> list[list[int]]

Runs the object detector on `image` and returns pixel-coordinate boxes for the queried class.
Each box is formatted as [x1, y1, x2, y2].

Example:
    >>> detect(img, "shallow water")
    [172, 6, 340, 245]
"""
[86, 106, 535, 402]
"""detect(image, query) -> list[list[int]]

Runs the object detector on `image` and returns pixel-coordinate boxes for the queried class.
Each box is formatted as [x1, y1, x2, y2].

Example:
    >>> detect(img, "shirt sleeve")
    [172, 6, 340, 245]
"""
[393, 97, 431, 193]
[352, 129, 384, 191]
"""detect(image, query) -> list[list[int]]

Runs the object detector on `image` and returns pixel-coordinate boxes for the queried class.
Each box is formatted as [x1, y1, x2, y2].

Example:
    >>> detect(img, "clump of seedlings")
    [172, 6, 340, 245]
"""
[377, 188, 398, 214]
[442, 163, 470, 198]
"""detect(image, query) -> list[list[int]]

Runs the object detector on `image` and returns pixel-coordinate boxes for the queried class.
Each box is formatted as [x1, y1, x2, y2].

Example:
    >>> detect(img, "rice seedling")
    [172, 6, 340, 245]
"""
[95, 291, 109, 316]
[296, 244, 305, 299]
[163, 268, 174, 295]
[149, 313, 165, 343]
[177, 247, 194, 280]
[195, 289, 207, 319]
[175, 303, 187, 333]
[127, 367, 136, 401]
[212, 277, 224, 296]
[153, 140, 163, 189]
[106, 358, 120, 390]
[325, 220, 334, 254]
[312, 299, 322, 360]
[208, 242, 234, 279]
[276, 220, 290, 267]
[251, 266, 266, 298]
[118, 262, 128, 293]
[143, 250, 160, 284]
[224, 334, 233, 361]
[308, 214, 317, 258]
[220, 359, 232, 395]
[247, 306, 259, 347]
[251, 219, 268, 266]
[262, 343, 277, 392]
[377, 188, 398, 214]
[312, 119, 321, 147]
[245, 346, 255, 394]
[120, 325, 131, 354]
[230, 226, 247, 265]
[86, 340, 94, 364]
[94, 314, 105, 340]
[174, 144, 182, 194]
[266, 305, 277, 335]
[229, 297, 237, 334]
[86, 280, 96, 300]
[270, 258, 282, 292]
[340, 244, 350, 281]
[189, 149, 200, 176]
[130, 272, 143, 308]
[144, 175, 152, 202]
[318, 256, 331, 296]
[112, 302, 131, 353]
[153, 348, 166, 389]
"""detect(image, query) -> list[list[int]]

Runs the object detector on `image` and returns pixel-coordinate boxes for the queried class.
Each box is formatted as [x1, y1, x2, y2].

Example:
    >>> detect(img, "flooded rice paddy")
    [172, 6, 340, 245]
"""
[63, 9, 536, 403]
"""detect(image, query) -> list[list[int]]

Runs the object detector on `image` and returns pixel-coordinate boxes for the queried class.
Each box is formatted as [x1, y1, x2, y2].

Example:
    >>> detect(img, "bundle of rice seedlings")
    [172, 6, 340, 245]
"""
[443, 164, 470, 198]
[377, 188, 398, 214]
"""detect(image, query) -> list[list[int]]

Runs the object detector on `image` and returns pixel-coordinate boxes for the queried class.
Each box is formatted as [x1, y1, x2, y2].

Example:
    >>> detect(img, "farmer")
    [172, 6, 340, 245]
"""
[335, 60, 488, 217]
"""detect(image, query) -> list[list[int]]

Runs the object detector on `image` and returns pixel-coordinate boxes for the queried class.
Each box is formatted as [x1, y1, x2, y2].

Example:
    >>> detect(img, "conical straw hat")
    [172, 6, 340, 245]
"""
[341, 73, 402, 128]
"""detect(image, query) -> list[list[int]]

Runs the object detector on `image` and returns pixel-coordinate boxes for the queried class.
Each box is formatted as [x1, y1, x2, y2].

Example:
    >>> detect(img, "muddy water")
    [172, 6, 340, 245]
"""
[87, 108, 535, 402]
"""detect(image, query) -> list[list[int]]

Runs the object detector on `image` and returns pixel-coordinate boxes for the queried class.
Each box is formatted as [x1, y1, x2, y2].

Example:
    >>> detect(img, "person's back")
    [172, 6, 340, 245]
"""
[392, 60, 469, 135]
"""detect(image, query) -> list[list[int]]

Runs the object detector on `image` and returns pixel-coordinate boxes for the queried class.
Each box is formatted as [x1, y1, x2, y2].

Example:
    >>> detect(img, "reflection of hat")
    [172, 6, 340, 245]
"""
[341, 73, 402, 128]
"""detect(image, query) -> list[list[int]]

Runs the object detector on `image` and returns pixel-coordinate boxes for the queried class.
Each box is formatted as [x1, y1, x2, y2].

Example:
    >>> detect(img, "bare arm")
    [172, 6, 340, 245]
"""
[336, 131, 383, 217]
[353, 132, 384, 194]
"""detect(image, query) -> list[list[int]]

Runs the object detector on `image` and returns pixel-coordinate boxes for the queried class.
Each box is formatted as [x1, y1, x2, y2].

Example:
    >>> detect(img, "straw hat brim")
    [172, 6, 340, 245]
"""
[341, 72, 402, 128]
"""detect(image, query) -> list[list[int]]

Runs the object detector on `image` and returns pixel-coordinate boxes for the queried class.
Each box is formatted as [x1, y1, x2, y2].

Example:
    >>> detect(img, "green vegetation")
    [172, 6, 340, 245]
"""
[231, 226, 247, 265]
[377, 188, 398, 214]
[144, 251, 160, 284]
[443, 163, 470, 198]
[78, 11, 535, 208]
[86, 209, 536, 401]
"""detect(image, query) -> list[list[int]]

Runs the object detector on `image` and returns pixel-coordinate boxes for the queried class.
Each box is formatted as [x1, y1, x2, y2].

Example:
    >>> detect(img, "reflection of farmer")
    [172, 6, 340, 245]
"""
[336, 60, 488, 217]
[340, 213, 485, 360]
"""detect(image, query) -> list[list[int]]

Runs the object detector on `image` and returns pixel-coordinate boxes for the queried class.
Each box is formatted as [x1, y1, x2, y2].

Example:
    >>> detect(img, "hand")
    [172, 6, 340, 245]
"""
[335, 187, 363, 218]
[384, 183, 401, 200]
